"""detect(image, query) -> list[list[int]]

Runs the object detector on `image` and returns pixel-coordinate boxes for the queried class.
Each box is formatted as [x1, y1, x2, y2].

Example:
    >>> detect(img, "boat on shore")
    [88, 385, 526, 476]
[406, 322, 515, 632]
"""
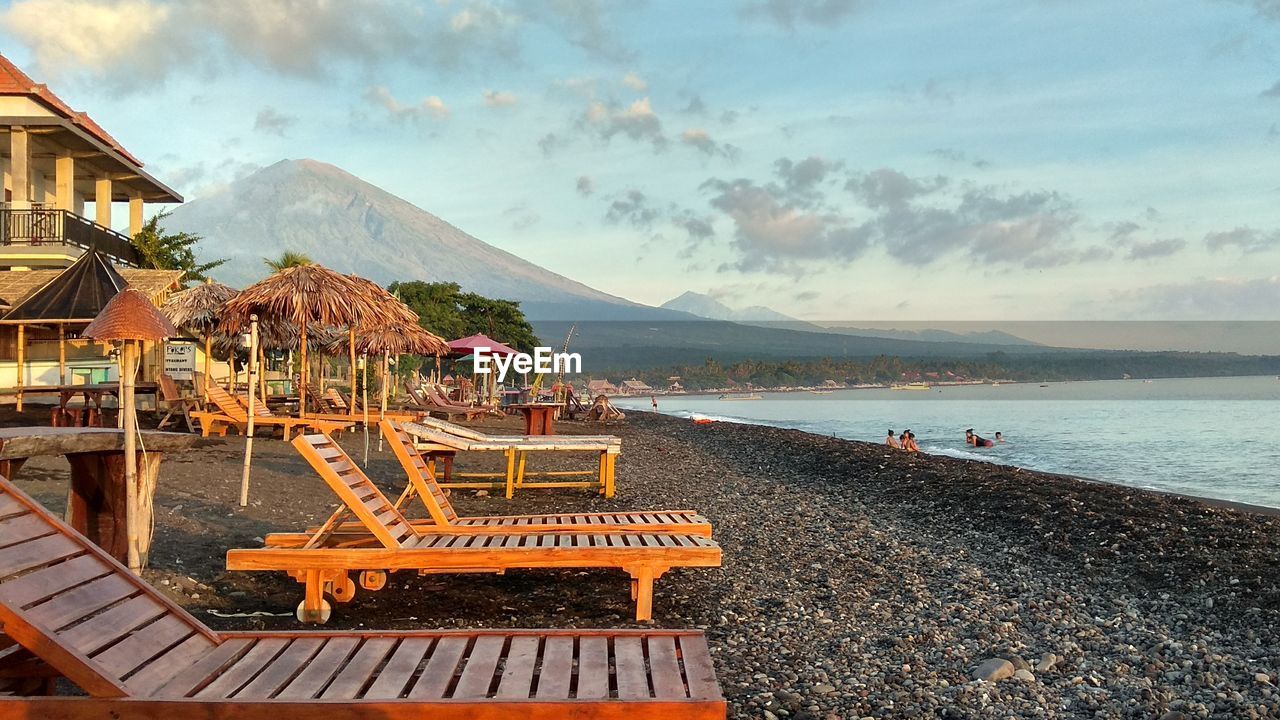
[890, 382, 930, 391]
[719, 393, 763, 401]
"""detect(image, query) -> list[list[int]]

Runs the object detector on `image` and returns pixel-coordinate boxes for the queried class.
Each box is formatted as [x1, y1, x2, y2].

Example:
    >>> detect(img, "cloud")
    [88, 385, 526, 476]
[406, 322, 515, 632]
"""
[1262, 79, 1280, 98]
[575, 175, 595, 196]
[739, 0, 864, 29]
[538, 132, 566, 155]
[671, 210, 716, 243]
[680, 129, 739, 159]
[774, 156, 842, 195]
[482, 89, 518, 107]
[1107, 276, 1280, 320]
[503, 203, 540, 230]
[253, 106, 296, 136]
[681, 94, 707, 115]
[929, 148, 991, 169]
[1205, 226, 1280, 253]
[622, 72, 648, 92]
[1125, 238, 1186, 260]
[845, 168, 947, 209]
[364, 86, 450, 122]
[583, 97, 667, 150]
[701, 177, 869, 272]
[524, 0, 633, 62]
[605, 189, 661, 228]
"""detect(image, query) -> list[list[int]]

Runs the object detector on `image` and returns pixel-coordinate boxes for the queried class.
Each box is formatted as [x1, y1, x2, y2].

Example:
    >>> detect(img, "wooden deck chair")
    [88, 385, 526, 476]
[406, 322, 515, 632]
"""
[281, 420, 710, 544]
[404, 418, 621, 498]
[324, 387, 351, 413]
[228, 434, 721, 623]
[155, 373, 198, 433]
[0, 474, 725, 718]
[191, 382, 352, 440]
[423, 385, 490, 420]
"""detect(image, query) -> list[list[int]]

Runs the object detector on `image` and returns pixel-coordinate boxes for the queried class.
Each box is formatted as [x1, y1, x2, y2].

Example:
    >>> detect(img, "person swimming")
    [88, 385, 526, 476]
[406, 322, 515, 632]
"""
[994, 432, 1004, 444]
[886, 429, 901, 449]
[966, 428, 994, 447]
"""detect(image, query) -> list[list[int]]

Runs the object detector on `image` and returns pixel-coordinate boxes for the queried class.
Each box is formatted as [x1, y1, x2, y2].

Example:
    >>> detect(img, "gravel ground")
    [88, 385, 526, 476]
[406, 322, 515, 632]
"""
[8, 409, 1279, 718]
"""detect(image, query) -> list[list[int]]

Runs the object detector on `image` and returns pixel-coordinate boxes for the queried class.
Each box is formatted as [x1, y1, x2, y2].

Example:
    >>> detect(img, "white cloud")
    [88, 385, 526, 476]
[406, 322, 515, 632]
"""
[482, 89, 518, 107]
[622, 72, 648, 92]
[583, 96, 666, 149]
[364, 86, 451, 121]
[253, 106, 297, 136]
[680, 128, 739, 159]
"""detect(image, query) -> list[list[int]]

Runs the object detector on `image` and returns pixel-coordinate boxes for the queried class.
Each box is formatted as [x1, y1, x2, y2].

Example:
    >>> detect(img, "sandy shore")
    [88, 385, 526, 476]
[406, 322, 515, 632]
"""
[8, 410, 1279, 718]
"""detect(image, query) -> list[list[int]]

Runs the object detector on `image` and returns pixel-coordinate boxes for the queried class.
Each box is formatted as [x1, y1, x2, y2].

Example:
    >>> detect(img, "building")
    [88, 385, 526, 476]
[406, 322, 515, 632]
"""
[585, 379, 617, 396]
[618, 378, 653, 395]
[1, 53, 181, 270]
[0, 54, 185, 398]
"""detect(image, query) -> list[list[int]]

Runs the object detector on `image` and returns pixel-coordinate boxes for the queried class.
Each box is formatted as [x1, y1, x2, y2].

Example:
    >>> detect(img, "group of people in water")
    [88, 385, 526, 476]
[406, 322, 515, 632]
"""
[885, 428, 1005, 452]
[885, 429, 920, 452]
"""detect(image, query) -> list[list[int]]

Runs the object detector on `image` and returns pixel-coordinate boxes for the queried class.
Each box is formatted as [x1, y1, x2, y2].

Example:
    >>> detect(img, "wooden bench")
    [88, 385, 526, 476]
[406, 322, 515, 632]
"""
[192, 383, 352, 440]
[0, 474, 725, 718]
[229, 434, 720, 623]
[403, 418, 621, 499]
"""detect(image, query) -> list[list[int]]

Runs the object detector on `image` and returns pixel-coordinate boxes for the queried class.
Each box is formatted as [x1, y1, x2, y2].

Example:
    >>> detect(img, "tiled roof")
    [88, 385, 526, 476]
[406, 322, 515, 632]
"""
[0, 53, 143, 167]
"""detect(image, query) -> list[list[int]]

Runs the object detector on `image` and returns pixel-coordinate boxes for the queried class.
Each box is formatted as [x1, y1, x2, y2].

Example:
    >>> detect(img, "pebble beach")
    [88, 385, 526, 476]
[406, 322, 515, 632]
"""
[10, 410, 1279, 719]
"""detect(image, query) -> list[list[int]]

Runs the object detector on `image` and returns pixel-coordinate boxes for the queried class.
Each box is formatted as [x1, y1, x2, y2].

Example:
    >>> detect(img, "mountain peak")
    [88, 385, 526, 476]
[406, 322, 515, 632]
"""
[166, 158, 641, 319]
[661, 291, 799, 323]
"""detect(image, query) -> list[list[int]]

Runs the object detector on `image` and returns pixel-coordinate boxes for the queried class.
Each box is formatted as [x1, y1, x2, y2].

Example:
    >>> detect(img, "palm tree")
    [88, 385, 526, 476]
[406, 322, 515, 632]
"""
[263, 251, 313, 272]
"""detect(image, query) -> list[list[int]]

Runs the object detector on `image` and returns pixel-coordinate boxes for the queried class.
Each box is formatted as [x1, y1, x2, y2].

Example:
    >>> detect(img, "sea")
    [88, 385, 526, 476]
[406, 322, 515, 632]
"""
[613, 375, 1280, 509]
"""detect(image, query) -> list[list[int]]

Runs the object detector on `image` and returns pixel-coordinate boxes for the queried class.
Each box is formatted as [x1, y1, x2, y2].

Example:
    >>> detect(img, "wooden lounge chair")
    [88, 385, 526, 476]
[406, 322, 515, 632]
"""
[274, 419, 711, 545]
[297, 387, 428, 426]
[155, 373, 198, 433]
[228, 434, 721, 623]
[191, 382, 352, 440]
[416, 383, 489, 421]
[0, 474, 725, 718]
[404, 417, 621, 498]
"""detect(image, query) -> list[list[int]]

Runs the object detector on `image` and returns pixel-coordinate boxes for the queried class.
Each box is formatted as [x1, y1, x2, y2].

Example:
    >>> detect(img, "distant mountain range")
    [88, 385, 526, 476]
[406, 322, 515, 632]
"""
[662, 291, 1039, 347]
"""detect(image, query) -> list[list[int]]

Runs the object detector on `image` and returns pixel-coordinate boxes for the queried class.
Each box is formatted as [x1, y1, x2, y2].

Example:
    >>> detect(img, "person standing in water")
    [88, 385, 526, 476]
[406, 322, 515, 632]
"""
[886, 429, 901, 449]
[650, 396, 658, 411]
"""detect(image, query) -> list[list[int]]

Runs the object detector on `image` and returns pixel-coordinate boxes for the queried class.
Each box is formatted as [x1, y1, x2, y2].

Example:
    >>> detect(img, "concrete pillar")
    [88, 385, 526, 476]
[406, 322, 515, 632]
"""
[55, 154, 75, 210]
[95, 176, 112, 227]
[128, 194, 144, 237]
[9, 127, 31, 209]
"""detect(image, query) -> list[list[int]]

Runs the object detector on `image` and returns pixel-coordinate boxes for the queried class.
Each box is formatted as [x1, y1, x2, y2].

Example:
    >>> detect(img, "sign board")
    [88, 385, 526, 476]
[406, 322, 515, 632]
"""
[164, 343, 196, 380]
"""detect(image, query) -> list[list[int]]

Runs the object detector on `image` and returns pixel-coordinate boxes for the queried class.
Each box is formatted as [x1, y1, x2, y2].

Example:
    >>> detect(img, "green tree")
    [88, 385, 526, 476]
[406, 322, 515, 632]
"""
[387, 280, 539, 351]
[263, 251, 313, 271]
[130, 210, 225, 284]
[457, 292, 539, 352]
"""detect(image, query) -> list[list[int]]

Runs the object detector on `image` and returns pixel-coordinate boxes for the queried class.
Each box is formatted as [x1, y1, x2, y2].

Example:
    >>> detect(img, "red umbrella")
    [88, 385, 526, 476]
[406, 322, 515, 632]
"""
[447, 333, 519, 357]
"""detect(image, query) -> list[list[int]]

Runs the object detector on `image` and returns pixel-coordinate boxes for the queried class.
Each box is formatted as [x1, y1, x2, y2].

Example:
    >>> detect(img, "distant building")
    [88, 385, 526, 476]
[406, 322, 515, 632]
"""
[618, 378, 652, 395]
[586, 379, 617, 396]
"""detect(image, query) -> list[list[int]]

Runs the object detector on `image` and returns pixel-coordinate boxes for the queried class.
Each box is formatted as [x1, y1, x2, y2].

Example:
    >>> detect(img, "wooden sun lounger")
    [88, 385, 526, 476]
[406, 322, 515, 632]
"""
[418, 384, 490, 421]
[191, 383, 352, 440]
[403, 417, 621, 498]
[228, 434, 721, 623]
[0, 474, 725, 718]
[297, 387, 428, 426]
[268, 419, 711, 546]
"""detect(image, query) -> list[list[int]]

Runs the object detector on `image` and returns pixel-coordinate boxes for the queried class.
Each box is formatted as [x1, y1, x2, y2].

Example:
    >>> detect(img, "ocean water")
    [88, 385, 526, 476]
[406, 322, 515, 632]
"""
[613, 376, 1280, 509]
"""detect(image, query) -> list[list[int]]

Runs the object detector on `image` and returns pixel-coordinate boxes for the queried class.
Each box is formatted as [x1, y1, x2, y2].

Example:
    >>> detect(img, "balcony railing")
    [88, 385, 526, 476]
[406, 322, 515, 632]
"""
[0, 206, 141, 266]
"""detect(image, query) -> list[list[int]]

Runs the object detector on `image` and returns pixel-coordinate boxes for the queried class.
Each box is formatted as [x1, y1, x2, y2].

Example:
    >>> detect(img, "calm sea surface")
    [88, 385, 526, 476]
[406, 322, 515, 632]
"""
[613, 376, 1280, 509]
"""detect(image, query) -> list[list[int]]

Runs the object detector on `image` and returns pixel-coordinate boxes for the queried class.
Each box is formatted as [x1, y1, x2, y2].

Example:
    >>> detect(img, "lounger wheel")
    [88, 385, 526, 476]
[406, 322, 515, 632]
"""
[331, 576, 357, 603]
[359, 570, 387, 592]
[296, 598, 332, 623]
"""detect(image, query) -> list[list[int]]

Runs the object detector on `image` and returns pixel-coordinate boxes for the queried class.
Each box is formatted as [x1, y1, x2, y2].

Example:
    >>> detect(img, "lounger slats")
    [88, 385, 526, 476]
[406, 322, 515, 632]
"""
[153, 638, 257, 697]
[25, 573, 135, 629]
[495, 635, 539, 698]
[320, 637, 397, 699]
[0, 514, 55, 549]
[273, 636, 358, 699]
[575, 637, 610, 699]
[452, 635, 504, 699]
[0, 534, 82, 578]
[407, 636, 468, 699]
[534, 635, 574, 699]
[61, 596, 169, 655]
[0, 554, 108, 608]
[194, 638, 290, 698]
[125, 633, 217, 696]
[615, 636, 651, 699]
[362, 637, 431, 699]
[92, 615, 201, 681]
[231, 637, 325, 699]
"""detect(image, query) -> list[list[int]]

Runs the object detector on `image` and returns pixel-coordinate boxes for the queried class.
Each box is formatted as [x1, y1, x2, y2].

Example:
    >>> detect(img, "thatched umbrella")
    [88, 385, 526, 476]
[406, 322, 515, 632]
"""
[162, 280, 237, 399]
[351, 322, 448, 455]
[82, 289, 177, 572]
[342, 275, 418, 418]
[220, 265, 399, 417]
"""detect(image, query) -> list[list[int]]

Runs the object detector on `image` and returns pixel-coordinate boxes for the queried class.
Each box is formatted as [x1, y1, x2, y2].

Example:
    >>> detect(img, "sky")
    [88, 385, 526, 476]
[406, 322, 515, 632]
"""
[2, 0, 1279, 323]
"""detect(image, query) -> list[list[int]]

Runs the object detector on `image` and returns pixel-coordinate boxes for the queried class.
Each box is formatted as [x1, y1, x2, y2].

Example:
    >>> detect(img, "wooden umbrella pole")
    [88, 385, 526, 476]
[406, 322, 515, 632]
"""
[348, 327, 358, 418]
[361, 353, 370, 466]
[122, 341, 140, 572]
[15, 324, 24, 414]
[58, 324, 66, 385]
[239, 315, 259, 507]
[298, 317, 308, 418]
[378, 350, 389, 452]
[258, 344, 267, 401]
[202, 334, 211, 400]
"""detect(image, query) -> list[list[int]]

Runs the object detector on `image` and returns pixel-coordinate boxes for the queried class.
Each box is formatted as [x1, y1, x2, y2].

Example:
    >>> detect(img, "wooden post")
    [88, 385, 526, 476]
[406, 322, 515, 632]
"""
[15, 324, 24, 413]
[258, 344, 267, 401]
[239, 315, 258, 507]
[298, 317, 308, 418]
[361, 353, 370, 465]
[203, 333, 212, 401]
[57, 324, 66, 386]
[121, 341, 140, 572]
[378, 350, 389, 452]
[348, 327, 358, 418]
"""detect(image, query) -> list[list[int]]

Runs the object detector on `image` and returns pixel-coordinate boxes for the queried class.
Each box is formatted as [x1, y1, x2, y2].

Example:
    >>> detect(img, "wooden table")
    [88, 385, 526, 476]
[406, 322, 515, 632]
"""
[507, 403, 563, 436]
[0, 382, 160, 427]
[0, 427, 219, 564]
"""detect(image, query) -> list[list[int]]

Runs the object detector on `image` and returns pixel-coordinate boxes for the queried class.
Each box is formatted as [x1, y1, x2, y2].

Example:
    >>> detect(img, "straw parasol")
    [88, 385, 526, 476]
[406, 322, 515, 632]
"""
[341, 274, 418, 417]
[162, 279, 237, 398]
[82, 289, 176, 572]
[220, 265, 401, 416]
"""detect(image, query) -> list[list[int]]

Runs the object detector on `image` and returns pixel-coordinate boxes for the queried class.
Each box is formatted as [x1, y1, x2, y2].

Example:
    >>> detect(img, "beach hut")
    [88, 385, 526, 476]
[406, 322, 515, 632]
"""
[620, 378, 653, 395]
[81, 288, 176, 572]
